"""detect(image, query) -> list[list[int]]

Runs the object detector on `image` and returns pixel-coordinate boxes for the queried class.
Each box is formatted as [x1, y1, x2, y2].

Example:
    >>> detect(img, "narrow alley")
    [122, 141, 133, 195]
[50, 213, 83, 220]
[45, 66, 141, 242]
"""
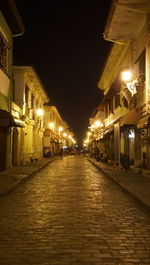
[0, 156, 150, 265]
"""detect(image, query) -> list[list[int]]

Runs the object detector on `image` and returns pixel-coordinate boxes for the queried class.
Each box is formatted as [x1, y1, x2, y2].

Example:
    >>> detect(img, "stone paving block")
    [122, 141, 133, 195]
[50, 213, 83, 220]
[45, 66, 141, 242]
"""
[0, 157, 150, 264]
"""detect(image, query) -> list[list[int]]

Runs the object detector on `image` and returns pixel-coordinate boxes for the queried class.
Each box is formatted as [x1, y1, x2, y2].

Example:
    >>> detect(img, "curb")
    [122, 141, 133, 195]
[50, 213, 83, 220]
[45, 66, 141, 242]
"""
[0, 158, 55, 199]
[88, 158, 150, 217]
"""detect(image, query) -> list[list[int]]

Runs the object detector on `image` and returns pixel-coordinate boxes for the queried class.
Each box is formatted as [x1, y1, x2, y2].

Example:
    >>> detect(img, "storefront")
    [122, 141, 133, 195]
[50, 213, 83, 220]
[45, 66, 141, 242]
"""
[0, 109, 24, 171]
[120, 109, 141, 167]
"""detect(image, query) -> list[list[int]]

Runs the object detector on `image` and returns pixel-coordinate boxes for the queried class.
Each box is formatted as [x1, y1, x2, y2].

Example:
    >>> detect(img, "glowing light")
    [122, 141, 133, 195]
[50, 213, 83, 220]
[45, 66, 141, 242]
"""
[87, 131, 91, 136]
[95, 120, 101, 127]
[37, 109, 44, 116]
[58, 126, 63, 132]
[63, 132, 67, 137]
[121, 70, 133, 82]
[49, 122, 54, 129]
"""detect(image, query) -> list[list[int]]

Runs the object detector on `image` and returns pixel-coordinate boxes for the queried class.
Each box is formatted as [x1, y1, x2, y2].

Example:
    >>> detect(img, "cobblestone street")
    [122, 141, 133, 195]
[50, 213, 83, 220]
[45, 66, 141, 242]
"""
[0, 156, 150, 265]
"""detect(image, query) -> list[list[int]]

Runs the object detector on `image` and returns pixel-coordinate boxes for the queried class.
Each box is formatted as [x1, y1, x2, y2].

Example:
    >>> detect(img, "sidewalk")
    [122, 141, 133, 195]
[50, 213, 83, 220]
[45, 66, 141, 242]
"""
[0, 157, 56, 198]
[88, 157, 150, 215]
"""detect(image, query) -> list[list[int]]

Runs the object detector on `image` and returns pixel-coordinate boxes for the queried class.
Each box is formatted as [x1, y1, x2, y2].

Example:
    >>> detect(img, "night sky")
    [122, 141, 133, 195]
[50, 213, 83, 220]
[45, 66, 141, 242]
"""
[13, 0, 112, 145]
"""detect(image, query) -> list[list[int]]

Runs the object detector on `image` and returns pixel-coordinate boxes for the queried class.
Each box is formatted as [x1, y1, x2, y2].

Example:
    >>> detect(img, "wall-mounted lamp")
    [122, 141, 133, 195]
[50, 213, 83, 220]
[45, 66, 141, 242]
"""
[63, 132, 67, 137]
[94, 120, 103, 128]
[37, 108, 44, 116]
[49, 122, 54, 129]
[87, 131, 92, 137]
[121, 69, 138, 97]
[121, 70, 133, 82]
[58, 126, 63, 132]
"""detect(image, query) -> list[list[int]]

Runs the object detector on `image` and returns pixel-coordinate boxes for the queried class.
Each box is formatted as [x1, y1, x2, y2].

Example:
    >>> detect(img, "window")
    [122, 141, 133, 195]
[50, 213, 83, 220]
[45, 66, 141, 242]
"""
[0, 33, 9, 74]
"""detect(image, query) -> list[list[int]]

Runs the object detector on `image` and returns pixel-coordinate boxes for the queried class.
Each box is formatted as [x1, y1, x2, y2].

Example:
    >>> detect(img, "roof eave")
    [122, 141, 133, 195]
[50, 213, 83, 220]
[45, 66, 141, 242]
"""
[104, 0, 150, 44]
[1, 0, 25, 36]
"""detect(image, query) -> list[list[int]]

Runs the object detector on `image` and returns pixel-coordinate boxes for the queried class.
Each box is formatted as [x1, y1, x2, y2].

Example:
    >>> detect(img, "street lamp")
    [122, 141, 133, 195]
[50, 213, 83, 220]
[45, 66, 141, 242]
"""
[63, 132, 67, 137]
[93, 120, 103, 129]
[36, 109, 44, 128]
[87, 131, 92, 137]
[37, 108, 44, 116]
[49, 122, 54, 130]
[95, 121, 100, 127]
[121, 70, 133, 82]
[58, 126, 63, 132]
[121, 69, 138, 97]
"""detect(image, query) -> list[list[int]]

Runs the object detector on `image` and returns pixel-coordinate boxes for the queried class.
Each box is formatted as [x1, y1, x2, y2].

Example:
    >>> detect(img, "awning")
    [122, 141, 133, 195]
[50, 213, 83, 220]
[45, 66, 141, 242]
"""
[0, 109, 25, 128]
[120, 109, 140, 126]
[104, 0, 150, 44]
[137, 116, 150, 129]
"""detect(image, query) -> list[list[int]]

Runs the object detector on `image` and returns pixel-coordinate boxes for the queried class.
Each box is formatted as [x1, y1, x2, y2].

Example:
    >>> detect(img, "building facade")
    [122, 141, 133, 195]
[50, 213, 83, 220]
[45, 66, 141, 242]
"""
[0, 0, 24, 171]
[43, 105, 75, 156]
[88, 0, 150, 170]
[13, 66, 49, 165]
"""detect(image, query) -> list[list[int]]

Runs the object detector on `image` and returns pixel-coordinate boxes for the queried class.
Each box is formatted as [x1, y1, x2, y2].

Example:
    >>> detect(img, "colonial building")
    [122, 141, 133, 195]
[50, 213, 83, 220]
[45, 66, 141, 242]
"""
[43, 105, 64, 156]
[95, 0, 150, 169]
[43, 105, 75, 156]
[0, 0, 24, 171]
[88, 104, 105, 156]
[13, 66, 49, 165]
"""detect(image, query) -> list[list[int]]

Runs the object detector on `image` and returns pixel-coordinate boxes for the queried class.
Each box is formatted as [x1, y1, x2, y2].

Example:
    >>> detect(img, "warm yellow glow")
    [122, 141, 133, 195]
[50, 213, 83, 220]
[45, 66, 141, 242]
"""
[63, 132, 67, 137]
[95, 120, 100, 127]
[68, 135, 72, 138]
[37, 108, 44, 116]
[71, 138, 76, 144]
[87, 131, 91, 136]
[121, 70, 132, 82]
[58, 126, 63, 132]
[49, 122, 54, 129]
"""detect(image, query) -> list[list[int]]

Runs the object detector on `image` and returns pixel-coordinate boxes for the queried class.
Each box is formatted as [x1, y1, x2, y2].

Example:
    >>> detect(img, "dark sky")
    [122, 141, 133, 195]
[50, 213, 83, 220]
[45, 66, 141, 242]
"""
[13, 0, 112, 144]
